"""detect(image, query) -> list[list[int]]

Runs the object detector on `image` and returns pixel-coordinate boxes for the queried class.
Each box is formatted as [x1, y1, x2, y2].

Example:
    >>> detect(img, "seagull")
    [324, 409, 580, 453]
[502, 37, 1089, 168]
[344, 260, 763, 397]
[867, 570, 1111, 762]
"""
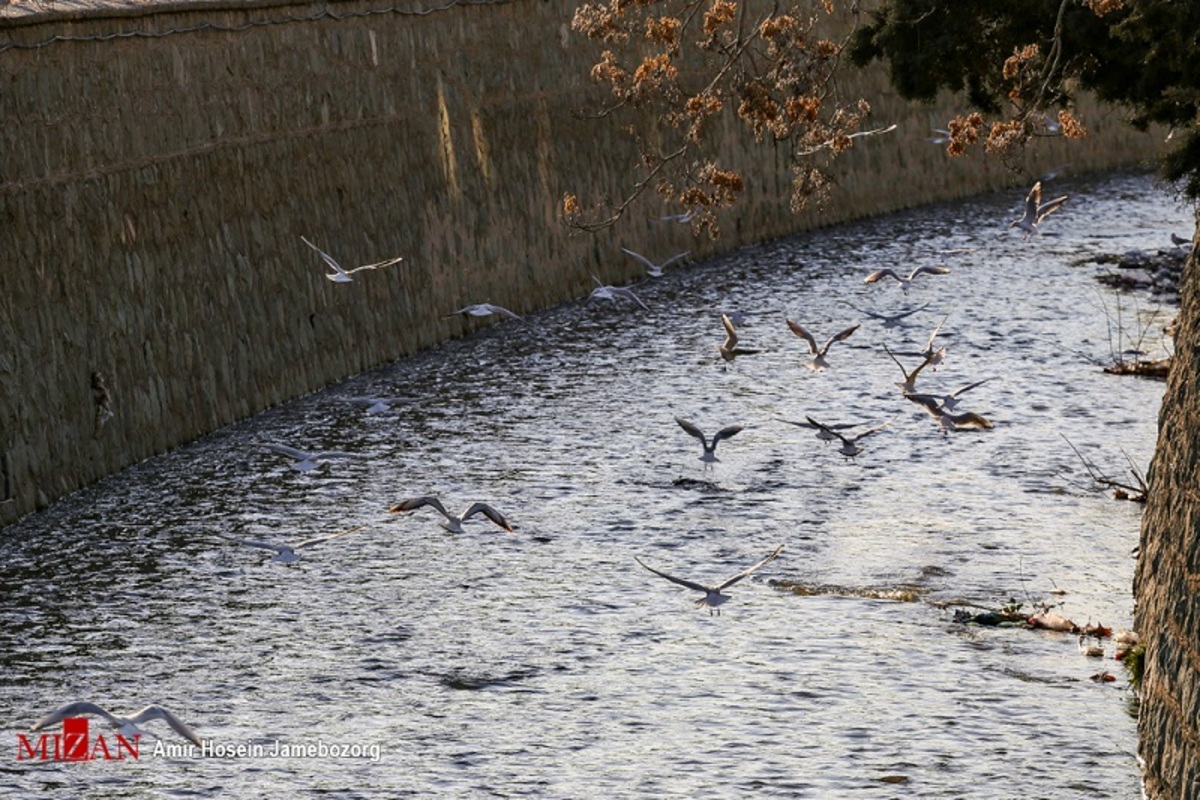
[718, 313, 762, 363]
[905, 392, 995, 433]
[925, 128, 952, 145]
[786, 319, 859, 371]
[265, 443, 358, 472]
[779, 416, 870, 444]
[804, 415, 892, 458]
[301, 236, 403, 283]
[916, 377, 994, 412]
[1170, 233, 1192, 248]
[883, 343, 936, 394]
[1009, 181, 1068, 238]
[842, 301, 930, 328]
[863, 265, 952, 293]
[659, 208, 699, 224]
[32, 702, 203, 747]
[222, 525, 368, 564]
[636, 544, 784, 615]
[590, 275, 649, 310]
[621, 247, 690, 278]
[675, 417, 744, 466]
[347, 397, 406, 414]
[388, 496, 513, 533]
[445, 303, 524, 322]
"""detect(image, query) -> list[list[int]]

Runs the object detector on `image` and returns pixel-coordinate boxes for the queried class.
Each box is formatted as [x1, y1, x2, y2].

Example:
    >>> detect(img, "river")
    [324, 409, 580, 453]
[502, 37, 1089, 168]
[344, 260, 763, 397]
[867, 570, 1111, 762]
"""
[0, 169, 1189, 797]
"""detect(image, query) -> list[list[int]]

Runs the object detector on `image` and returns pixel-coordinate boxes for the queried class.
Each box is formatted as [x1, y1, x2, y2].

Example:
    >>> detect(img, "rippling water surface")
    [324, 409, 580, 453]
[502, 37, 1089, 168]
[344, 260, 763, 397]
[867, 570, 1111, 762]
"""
[1, 170, 1189, 797]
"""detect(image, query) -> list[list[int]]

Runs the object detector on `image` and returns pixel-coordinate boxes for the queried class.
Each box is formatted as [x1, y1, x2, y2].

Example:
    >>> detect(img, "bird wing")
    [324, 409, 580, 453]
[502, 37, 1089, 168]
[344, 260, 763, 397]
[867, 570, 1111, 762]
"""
[911, 265, 951, 279]
[661, 251, 690, 268]
[891, 302, 931, 320]
[618, 288, 650, 310]
[904, 392, 943, 417]
[300, 236, 345, 275]
[786, 319, 819, 354]
[389, 496, 450, 518]
[312, 451, 357, 461]
[948, 411, 994, 429]
[675, 417, 707, 443]
[461, 502, 513, 532]
[713, 424, 745, 445]
[621, 247, 655, 270]
[948, 377, 993, 398]
[1036, 194, 1069, 221]
[490, 305, 524, 320]
[717, 544, 785, 590]
[33, 702, 118, 732]
[130, 706, 203, 747]
[720, 314, 739, 349]
[635, 557, 713, 593]
[824, 323, 860, 350]
[225, 536, 287, 554]
[294, 524, 369, 550]
[863, 268, 900, 285]
[343, 256, 404, 274]
[1025, 181, 1043, 214]
[805, 416, 847, 444]
[925, 313, 949, 351]
[851, 418, 895, 442]
[265, 443, 310, 460]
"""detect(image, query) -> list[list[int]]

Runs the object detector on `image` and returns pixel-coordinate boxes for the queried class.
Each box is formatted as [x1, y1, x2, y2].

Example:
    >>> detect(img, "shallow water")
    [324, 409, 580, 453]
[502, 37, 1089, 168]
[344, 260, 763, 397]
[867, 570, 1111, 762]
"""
[0, 170, 1188, 797]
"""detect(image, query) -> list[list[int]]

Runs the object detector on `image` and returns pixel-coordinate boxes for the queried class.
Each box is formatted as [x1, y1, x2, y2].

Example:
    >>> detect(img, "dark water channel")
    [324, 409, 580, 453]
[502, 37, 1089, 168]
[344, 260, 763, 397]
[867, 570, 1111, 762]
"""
[1, 169, 1190, 797]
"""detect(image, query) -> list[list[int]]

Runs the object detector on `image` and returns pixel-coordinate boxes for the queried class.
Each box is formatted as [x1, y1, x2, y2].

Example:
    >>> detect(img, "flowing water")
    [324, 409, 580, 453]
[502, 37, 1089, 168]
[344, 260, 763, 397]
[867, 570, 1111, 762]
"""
[0, 170, 1189, 797]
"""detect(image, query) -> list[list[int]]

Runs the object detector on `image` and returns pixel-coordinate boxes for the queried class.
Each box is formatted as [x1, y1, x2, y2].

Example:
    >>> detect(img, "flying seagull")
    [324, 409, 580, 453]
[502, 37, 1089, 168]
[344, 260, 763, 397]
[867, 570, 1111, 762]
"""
[590, 275, 649, 310]
[301, 236, 403, 283]
[675, 417, 744, 466]
[804, 415, 893, 459]
[445, 303, 524, 322]
[621, 247, 690, 278]
[222, 525, 368, 564]
[32, 702, 203, 747]
[863, 265, 952, 294]
[916, 377, 994, 412]
[779, 416, 871, 444]
[389, 496, 513, 534]
[1010, 181, 1068, 238]
[636, 544, 785, 615]
[786, 319, 859, 371]
[905, 392, 995, 433]
[883, 343, 936, 395]
[265, 443, 357, 472]
[718, 313, 762, 363]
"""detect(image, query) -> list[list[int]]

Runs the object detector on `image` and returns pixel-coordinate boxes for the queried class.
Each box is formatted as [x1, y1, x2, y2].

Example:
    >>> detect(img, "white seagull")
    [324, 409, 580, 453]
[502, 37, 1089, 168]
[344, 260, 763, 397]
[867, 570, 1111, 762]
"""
[905, 392, 995, 433]
[1010, 181, 1068, 238]
[786, 319, 859, 371]
[805, 415, 893, 458]
[621, 247, 690, 278]
[32, 702, 203, 747]
[301, 236, 403, 283]
[222, 525, 368, 564]
[389, 496, 513, 534]
[347, 397, 406, 414]
[675, 417, 744, 466]
[589, 275, 650, 310]
[718, 313, 762, 363]
[266, 443, 357, 472]
[779, 417, 871, 445]
[863, 265, 952, 293]
[445, 303, 524, 322]
[883, 343, 936, 394]
[636, 544, 784, 615]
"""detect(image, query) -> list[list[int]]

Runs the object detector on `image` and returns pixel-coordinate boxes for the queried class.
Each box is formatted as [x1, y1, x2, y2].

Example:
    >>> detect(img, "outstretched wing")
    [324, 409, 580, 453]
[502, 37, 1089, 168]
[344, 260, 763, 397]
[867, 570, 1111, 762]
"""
[265, 443, 311, 460]
[713, 424, 745, 445]
[824, 323, 860, 350]
[720, 313, 739, 349]
[786, 319, 819, 354]
[300, 236, 345, 275]
[389, 496, 450, 519]
[294, 524, 369, 550]
[635, 556, 712, 593]
[222, 535, 287, 555]
[717, 544, 785, 591]
[851, 418, 895, 442]
[911, 265, 951, 280]
[129, 706, 203, 747]
[948, 377, 993, 399]
[33, 702, 117, 732]
[620, 247, 655, 270]
[342, 255, 404, 275]
[805, 416, 847, 444]
[948, 411, 995, 429]
[674, 417, 707, 444]
[461, 503, 513, 532]
[1036, 194, 1069, 222]
[863, 268, 901, 285]
[904, 392, 943, 417]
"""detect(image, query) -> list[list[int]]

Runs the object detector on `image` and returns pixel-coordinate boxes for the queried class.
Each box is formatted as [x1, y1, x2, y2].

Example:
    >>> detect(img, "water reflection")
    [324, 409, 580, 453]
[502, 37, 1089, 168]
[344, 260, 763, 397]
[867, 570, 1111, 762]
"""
[0, 170, 1185, 797]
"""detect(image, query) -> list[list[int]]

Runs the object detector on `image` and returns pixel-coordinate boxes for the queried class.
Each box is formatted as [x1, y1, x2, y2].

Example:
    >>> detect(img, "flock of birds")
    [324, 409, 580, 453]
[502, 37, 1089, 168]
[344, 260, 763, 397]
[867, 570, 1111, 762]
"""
[29, 178, 1075, 748]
